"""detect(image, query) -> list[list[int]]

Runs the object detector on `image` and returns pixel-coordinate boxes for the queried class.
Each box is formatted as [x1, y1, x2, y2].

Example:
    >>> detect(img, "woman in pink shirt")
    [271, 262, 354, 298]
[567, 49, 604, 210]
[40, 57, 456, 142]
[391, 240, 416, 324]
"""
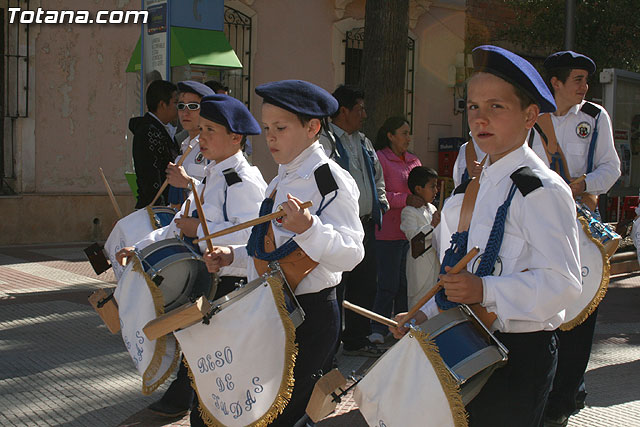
[370, 116, 423, 342]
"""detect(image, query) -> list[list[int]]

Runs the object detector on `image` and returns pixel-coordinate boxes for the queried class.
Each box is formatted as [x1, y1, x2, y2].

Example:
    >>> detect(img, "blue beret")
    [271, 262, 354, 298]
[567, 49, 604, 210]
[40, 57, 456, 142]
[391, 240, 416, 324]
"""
[472, 45, 556, 114]
[543, 51, 596, 74]
[177, 81, 214, 98]
[199, 94, 261, 135]
[255, 80, 338, 118]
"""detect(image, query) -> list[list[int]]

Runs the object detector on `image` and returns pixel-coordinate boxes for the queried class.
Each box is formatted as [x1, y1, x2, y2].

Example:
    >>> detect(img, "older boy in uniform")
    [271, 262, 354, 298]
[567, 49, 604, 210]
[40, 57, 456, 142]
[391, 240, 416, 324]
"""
[164, 81, 214, 207]
[529, 51, 620, 427]
[392, 46, 582, 427]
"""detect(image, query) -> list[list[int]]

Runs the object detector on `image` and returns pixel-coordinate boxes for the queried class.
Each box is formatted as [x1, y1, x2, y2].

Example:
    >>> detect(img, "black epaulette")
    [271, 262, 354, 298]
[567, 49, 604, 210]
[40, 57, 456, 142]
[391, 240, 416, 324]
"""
[222, 168, 242, 186]
[453, 178, 471, 195]
[314, 163, 339, 197]
[580, 101, 601, 119]
[510, 166, 543, 197]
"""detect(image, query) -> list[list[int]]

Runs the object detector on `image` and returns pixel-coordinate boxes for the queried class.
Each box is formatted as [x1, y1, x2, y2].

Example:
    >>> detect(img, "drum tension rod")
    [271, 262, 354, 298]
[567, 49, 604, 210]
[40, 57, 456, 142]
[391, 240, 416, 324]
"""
[96, 292, 115, 308]
[330, 373, 362, 403]
[202, 304, 222, 325]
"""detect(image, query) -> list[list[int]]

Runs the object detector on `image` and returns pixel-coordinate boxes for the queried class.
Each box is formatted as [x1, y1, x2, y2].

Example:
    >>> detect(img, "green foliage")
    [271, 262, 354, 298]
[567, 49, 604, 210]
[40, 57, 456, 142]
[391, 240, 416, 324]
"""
[499, 0, 640, 72]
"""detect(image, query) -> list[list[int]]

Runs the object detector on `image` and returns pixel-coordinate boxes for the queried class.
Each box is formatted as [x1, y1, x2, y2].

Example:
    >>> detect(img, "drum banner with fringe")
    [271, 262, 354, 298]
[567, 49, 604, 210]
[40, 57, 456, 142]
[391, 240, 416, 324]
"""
[354, 329, 468, 427]
[113, 259, 180, 394]
[105, 208, 163, 280]
[175, 275, 297, 427]
[560, 216, 610, 331]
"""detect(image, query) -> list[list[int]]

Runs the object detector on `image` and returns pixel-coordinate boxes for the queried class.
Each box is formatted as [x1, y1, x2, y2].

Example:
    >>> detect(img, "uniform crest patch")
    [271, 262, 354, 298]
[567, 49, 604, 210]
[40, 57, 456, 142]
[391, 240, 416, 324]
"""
[195, 152, 205, 164]
[472, 254, 503, 276]
[576, 121, 591, 138]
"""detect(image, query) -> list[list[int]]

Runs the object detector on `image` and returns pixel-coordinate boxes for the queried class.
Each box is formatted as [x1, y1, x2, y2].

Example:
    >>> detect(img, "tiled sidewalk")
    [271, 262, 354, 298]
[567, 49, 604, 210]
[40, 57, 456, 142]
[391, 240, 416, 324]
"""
[0, 243, 639, 426]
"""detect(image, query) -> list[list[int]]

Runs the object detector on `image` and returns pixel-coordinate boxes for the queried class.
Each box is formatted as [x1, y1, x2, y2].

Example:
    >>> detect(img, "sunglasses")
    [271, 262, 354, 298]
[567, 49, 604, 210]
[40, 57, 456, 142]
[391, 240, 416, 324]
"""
[177, 102, 200, 111]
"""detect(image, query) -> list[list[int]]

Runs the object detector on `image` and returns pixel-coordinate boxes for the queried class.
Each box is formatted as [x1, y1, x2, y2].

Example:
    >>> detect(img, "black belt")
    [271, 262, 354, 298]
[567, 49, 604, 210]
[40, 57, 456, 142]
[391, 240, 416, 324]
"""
[360, 214, 373, 224]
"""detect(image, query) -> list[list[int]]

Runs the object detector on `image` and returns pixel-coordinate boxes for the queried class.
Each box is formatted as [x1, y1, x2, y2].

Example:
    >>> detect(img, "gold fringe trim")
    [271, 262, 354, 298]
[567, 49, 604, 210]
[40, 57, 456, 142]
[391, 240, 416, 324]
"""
[187, 276, 299, 427]
[412, 329, 468, 427]
[145, 206, 160, 230]
[560, 217, 610, 331]
[131, 257, 180, 395]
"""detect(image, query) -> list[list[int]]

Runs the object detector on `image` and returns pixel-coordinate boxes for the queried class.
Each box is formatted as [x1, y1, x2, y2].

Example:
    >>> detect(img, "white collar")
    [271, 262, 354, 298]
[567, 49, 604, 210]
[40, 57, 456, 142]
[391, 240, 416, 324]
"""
[480, 144, 527, 187]
[278, 141, 327, 180]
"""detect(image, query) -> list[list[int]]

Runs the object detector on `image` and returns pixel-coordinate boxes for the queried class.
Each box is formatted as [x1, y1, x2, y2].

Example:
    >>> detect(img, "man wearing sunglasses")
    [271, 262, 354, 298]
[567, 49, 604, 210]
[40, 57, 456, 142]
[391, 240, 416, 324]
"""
[129, 80, 181, 208]
[164, 81, 215, 208]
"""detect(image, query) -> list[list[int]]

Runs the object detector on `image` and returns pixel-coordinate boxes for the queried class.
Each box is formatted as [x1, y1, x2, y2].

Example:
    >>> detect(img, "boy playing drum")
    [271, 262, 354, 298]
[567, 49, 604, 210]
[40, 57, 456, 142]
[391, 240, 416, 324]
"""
[391, 46, 582, 426]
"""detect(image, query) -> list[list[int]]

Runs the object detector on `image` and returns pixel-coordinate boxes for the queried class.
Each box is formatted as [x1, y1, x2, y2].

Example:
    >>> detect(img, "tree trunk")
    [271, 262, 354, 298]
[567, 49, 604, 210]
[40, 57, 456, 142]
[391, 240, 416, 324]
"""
[361, 0, 409, 141]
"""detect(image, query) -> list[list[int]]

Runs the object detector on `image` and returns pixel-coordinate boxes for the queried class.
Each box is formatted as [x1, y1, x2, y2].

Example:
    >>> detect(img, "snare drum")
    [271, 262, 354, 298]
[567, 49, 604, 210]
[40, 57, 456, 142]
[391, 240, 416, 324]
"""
[105, 206, 177, 279]
[576, 202, 620, 258]
[136, 238, 216, 312]
[208, 269, 305, 328]
[421, 304, 508, 405]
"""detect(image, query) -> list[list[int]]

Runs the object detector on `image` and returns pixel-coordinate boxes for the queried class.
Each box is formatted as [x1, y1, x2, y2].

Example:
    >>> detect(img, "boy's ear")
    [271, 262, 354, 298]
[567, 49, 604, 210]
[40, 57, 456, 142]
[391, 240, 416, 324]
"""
[230, 132, 243, 145]
[524, 103, 540, 129]
[307, 118, 322, 138]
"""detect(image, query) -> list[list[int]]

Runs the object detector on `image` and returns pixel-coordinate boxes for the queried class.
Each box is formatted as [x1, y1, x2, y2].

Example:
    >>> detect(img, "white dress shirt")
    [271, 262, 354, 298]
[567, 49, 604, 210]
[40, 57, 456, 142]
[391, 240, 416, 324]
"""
[401, 203, 440, 308]
[136, 151, 267, 277]
[176, 135, 208, 182]
[530, 100, 620, 195]
[422, 145, 582, 333]
[230, 141, 365, 295]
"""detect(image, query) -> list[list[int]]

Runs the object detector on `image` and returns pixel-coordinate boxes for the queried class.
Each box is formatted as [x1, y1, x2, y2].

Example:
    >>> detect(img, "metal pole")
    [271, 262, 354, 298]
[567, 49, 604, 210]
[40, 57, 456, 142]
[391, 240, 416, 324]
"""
[564, 0, 576, 50]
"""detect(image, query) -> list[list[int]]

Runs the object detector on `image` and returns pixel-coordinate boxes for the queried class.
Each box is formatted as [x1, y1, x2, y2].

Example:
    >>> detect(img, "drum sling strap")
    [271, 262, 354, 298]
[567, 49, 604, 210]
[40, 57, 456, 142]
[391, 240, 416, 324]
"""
[535, 103, 601, 211]
[248, 164, 339, 290]
[435, 162, 532, 328]
[460, 140, 477, 183]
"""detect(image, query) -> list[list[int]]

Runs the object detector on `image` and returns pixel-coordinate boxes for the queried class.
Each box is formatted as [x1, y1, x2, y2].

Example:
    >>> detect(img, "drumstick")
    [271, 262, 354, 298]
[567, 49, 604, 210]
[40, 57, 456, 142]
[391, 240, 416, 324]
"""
[99, 167, 123, 219]
[180, 199, 191, 239]
[343, 301, 398, 328]
[400, 246, 480, 324]
[193, 201, 313, 244]
[148, 144, 194, 207]
[438, 180, 445, 211]
[189, 178, 214, 251]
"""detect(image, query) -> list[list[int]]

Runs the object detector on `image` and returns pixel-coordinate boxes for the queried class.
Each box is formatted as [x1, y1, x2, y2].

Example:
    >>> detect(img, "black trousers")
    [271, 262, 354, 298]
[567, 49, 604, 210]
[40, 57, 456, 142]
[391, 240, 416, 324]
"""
[466, 330, 558, 427]
[337, 218, 377, 350]
[545, 307, 599, 418]
[158, 276, 244, 415]
[269, 287, 340, 426]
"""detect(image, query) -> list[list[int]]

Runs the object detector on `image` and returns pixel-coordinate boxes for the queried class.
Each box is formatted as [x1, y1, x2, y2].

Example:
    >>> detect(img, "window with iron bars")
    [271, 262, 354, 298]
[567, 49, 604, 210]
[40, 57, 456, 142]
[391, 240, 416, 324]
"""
[1, 0, 29, 194]
[344, 27, 415, 132]
[223, 5, 251, 108]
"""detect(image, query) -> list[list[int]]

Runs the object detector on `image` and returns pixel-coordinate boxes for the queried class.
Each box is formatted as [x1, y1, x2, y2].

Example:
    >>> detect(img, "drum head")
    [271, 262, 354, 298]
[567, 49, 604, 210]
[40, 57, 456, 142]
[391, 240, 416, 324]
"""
[562, 219, 609, 330]
[138, 238, 215, 312]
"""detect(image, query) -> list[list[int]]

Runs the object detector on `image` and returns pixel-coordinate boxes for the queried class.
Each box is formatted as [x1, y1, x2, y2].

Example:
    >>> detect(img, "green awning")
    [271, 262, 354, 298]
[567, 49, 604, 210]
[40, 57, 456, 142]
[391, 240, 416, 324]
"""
[125, 27, 242, 73]
[171, 27, 242, 69]
[125, 37, 142, 72]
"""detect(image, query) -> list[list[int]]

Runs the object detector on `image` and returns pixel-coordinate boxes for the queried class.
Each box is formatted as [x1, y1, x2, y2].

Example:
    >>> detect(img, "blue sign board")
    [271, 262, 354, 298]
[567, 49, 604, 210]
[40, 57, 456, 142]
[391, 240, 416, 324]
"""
[170, 0, 224, 31]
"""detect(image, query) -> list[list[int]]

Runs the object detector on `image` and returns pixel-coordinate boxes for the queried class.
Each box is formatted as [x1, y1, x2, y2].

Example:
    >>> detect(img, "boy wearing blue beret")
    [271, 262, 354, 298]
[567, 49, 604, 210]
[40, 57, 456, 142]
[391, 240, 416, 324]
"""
[529, 51, 620, 427]
[391, 46, 582, 426]
[203, 80, 365, 426]
[117, 95, 267, 417]
[164, 80, 215, 208]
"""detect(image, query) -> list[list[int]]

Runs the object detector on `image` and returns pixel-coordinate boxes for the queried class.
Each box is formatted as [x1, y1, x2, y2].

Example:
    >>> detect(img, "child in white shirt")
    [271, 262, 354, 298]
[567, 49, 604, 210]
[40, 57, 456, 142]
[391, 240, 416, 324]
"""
[400, 166, 441, 308]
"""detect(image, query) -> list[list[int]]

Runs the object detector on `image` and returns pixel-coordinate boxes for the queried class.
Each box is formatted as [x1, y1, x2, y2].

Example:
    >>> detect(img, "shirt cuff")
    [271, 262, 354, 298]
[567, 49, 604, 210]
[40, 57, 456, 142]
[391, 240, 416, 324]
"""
[419, 297, 440, 320]
[482, 277, 496, 306]
[292, 215, 318, 245]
